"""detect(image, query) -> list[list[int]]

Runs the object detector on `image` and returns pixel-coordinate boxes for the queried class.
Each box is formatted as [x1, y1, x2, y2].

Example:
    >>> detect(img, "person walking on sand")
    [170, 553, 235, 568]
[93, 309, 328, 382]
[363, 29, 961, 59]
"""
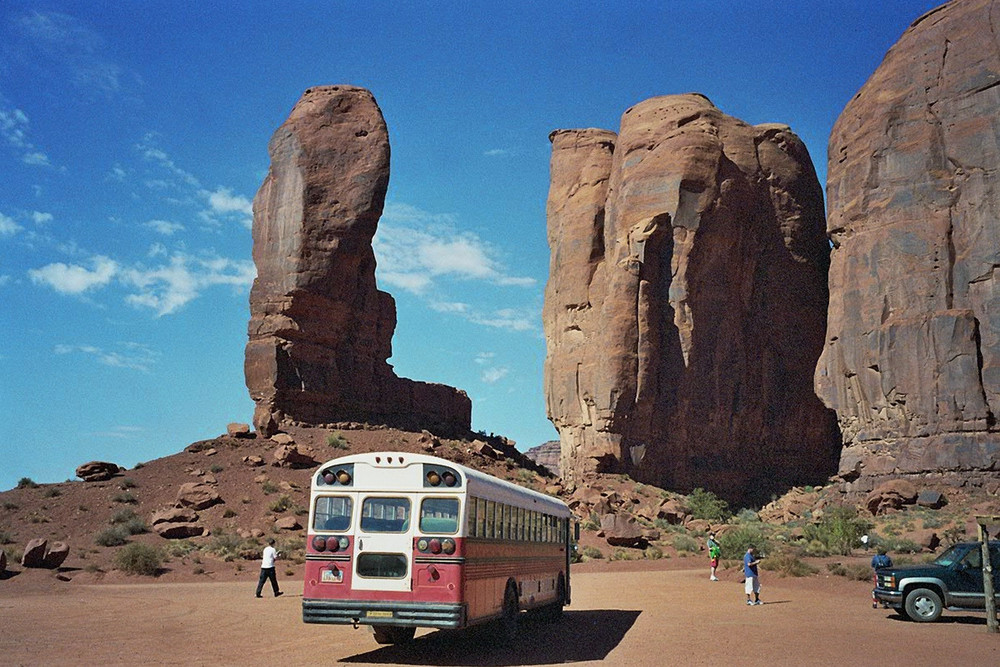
[256, 538, 283, 598]
[707, 532, 721, 581]
[743, 545, 762, 606]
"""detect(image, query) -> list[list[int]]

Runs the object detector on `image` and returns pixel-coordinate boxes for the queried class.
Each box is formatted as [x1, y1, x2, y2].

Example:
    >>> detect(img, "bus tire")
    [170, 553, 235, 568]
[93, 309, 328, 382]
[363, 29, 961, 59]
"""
[499, 582, 520, 640]
[371, 625, 416, 644]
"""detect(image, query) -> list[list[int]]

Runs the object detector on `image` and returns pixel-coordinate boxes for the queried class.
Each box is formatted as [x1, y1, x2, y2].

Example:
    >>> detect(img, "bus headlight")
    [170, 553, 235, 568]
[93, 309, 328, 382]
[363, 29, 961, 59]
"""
[416, 538, 429, 552]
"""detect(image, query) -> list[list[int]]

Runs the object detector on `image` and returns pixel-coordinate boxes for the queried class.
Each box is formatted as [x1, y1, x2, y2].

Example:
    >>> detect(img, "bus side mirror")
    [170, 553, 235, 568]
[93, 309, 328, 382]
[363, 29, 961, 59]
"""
[574, 521, 580, 541]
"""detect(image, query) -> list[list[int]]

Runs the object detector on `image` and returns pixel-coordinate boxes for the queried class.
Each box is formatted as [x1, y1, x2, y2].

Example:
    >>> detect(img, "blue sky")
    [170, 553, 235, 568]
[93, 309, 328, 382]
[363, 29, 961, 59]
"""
[0, 1, 942, 490]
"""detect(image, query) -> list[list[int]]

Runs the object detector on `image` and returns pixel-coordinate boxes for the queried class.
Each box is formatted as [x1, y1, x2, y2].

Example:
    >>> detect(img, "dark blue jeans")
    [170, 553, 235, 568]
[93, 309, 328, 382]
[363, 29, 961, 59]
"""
[256, 567, 279, 596]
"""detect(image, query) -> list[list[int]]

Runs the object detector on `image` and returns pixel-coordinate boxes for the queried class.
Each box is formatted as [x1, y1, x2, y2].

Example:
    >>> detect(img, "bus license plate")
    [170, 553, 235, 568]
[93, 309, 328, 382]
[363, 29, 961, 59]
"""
[366, 611, 393, 618]
[321, 569, 343, 583]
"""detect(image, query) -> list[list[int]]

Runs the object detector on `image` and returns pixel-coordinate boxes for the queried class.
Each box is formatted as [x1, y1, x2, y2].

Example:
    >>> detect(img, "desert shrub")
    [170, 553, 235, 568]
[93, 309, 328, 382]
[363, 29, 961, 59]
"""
[804, 505, 871, 556]
[210, 465, 224, 474]
[164, 541, 198, 558]
[206, 530, 259, 562]
[581, 545, 604, 560]
[825, 562, 871, 581]
[718, 523, 771, 559]
[43, 487, 62, 498]
[610, 548, 639, 561]
[95, 525, 130, 547]
[761, 550, 819, 577]
[118, 478, 137, 490]
[327, 433, 349, 450]
[110, 509, 149, 535]
[111, 491, 138, 505]
[114, 543, 163, 576]
[686, 488, 730, 522]
[193, 566, 205, 575]
[28, 512, 50, 524]
[0, 529, 13, 544]
[673, 534, 700, 553]
[261, 481, 278, 495]
[734, 508, 761, 523]
[2, 501, 18, 510]
[269, 495, 292, 513]
[644, 545, 664, 560]
[223, 508, 238, 518]
[17, 477, 39, 489]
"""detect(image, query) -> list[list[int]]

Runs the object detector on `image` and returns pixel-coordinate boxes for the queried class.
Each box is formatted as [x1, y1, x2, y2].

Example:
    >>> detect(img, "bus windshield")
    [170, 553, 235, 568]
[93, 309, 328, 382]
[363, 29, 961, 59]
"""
[419, 497, 459, 534]
[360, 497, 410, 532]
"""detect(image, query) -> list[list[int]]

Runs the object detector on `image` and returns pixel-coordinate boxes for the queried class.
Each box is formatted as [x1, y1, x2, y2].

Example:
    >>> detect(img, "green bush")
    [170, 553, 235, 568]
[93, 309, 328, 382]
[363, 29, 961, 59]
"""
[110, 509, 149, 535]
[826, 562, 872, 581]
[269, 495, 292, 513]
[43, 487, 62, 498]
[327, 433, 349, 450]
[581, 545, 604, 560]
[761, 550, 819, 577]
[118, 478, 137, 490]
[260, 481, 278, 495]
[0, 529, 14, 544]
[672, 534, 700, 553]
[111, 491, 138, 505]
[686, 488, 730, 522]
[718, 523, 771, 559]
[804, 505, 871, 556]
[644, 545, 664, 560]
[95, 525, 130, 547]
[17, 477, 39, 489]
[114, 543, 163, 576]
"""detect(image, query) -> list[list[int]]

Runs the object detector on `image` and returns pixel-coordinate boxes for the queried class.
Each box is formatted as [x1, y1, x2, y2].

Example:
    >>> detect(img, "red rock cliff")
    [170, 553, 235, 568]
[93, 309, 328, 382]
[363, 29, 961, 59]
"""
[545, 94, 839, 505]
[818, 0, 1000, 492]
[245, 86, 471, 437]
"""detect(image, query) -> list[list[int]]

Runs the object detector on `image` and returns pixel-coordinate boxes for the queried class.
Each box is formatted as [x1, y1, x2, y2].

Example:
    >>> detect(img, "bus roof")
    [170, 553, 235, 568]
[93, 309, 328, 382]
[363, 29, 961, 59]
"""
[312, 451, 570, 517]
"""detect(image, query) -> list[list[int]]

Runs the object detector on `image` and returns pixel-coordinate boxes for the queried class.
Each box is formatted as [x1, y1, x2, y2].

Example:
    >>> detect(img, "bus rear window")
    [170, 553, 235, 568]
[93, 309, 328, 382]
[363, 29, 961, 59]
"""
[419, 497, 459, 534]
[313, 496, 352, 532]
[360, 497, 410, 532]
[357, 553, 408, 579]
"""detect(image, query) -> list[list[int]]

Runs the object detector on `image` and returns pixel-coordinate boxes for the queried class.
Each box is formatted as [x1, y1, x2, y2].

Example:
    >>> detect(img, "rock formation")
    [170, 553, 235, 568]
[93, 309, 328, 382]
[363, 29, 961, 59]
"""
[523, 440, 562, 477]
[544, 94, 840, 505]
[818, 0, 1000, 492]
[245, 86, 471, 437]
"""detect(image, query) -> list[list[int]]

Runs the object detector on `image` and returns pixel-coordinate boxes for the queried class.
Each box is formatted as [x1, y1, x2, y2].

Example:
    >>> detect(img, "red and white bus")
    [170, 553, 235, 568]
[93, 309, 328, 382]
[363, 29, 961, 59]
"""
[302, 451, 573, 644]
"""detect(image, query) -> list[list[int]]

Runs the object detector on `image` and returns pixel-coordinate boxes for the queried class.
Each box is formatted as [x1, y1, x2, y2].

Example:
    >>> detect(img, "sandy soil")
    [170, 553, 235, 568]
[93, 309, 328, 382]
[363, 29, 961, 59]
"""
[3, 561, 999, 666]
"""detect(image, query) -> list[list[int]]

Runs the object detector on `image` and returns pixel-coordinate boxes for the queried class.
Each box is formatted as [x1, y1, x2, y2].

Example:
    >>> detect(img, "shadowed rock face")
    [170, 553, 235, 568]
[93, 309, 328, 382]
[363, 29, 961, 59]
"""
[818, 0, 1000, 492]
[545, 94, 839, 505]
[245, 86, 471, 437]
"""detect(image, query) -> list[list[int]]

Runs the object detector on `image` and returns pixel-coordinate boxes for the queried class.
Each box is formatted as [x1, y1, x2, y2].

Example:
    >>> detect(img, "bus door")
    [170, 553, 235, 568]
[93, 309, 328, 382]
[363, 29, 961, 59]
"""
[353, 495, 415, 593]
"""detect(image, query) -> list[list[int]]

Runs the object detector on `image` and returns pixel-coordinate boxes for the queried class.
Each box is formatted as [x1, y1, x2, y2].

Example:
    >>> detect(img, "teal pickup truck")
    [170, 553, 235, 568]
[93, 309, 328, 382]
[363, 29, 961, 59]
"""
[873, 541, 1000, 622]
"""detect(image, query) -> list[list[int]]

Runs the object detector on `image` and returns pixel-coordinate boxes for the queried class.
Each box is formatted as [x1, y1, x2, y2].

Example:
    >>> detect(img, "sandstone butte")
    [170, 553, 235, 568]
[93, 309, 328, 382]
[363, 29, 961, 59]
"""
[244, 85, 471, 438]
[818, 0, 1000, 494]
[543, 94, 840, 506]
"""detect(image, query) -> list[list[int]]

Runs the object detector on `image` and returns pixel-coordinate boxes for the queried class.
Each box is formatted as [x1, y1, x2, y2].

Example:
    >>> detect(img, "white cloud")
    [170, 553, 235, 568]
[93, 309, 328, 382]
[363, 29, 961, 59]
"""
[144, 219, 184, 235]
[22, 151, 51, 166]
[0, 212, 23, 236]
[481, 366, 509, 384]
[0, 107, 50, 166]
[137, 134, 200, 188]
[430, 300, 469, 313]
[373, 202, 535, 294]
[484, 148, 509, 157]
[474, 352, 496, 365]
[203, 186, 253, 228]
[469, 308, 536, 332]
[54, 342, 158, 372]
[16, 11, 123, 97]
[122, 252, 255, 316]
[91, 425, 145, 439]
[32, 211, 53, 224]
[28, 255, 117, 294]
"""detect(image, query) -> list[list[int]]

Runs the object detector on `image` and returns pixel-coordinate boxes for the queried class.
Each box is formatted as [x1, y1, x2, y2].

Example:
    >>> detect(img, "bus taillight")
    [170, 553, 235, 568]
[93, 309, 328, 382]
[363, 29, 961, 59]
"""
[442, 538, 456, 554]
[312, 536, 327, 551]
[429, 538, 442, 554]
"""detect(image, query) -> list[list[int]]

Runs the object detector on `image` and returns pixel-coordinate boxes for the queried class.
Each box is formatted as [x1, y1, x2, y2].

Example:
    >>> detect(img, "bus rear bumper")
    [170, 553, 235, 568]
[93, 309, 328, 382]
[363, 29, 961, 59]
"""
[302, 598, 466, 629]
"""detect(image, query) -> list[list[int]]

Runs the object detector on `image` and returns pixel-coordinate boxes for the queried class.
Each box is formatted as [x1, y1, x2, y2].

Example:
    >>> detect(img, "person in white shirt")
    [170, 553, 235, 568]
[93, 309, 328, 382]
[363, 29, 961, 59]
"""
[255, 538, 283, 598]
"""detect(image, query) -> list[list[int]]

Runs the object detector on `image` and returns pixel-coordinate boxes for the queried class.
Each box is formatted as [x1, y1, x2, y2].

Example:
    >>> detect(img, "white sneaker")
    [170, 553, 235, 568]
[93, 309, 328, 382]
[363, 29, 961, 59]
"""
[710, 576, 719, 581]
[746, 599, 753, 606]
[754, 600, 763, 605]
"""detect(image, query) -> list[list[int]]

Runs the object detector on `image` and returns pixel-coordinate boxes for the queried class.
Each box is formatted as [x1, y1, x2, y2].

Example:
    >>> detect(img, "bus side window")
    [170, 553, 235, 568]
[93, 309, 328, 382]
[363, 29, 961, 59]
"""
[468, 496, 478, 537]
[485, 500, 496, 539]
[477, 497, 486, 538]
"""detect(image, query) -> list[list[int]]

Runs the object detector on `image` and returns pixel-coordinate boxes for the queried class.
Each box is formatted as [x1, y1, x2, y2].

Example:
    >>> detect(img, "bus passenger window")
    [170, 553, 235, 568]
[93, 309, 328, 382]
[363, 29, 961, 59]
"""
[361, 497, 410, 533]
[313, 496, 352, 532]
[485, 500, 496, 539]
[420, 497, 459, 534]
[467, 496, 478, 537]
[476, 497, 486, 538]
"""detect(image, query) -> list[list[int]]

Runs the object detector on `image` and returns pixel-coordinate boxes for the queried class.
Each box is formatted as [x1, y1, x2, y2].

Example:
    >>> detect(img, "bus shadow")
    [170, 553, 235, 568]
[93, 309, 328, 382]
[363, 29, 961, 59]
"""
[343, 609, 642, 666]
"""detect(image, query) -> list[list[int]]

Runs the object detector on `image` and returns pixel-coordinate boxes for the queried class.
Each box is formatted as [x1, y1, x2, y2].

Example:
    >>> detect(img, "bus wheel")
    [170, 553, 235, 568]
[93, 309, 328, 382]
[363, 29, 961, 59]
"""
[371, 625, 416, 644]
[499, 583, 520, 639]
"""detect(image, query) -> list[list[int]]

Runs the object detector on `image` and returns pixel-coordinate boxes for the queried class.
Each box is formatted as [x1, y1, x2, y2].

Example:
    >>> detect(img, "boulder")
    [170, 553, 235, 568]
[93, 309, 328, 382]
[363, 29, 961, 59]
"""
[272, 445, 317, 469]
[151, 507, 204, 539]
[21, 538, 47, 568]
[275, 516, 302, 531]
[656, 499, 690, 525]
[227, 422, 252, 438]
[75, 461, 121, 482]
[818, 0, 1000, 491]
[242, 455, 265, 467]
[151, 507, 199, 526]
[244, 85, 471, 438]
[175, 482, 223, 510]
[917, 490, 947, 509]
[270, 433, 295, 446]
[599, 513, 646, 549]
[41, 542, 69, 569]
[544, 94, 838, 506]
[866, 480, 919, 516]
[155, 523, 205, 539]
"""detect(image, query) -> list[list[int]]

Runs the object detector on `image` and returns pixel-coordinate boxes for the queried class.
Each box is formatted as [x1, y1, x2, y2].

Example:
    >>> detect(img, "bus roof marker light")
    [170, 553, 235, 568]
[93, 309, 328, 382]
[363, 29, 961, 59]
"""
[323, 471, 335, 484]
[426, 471, 441, 486]
[443, 472, 456, 487]
[336, 470, 352, 485]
